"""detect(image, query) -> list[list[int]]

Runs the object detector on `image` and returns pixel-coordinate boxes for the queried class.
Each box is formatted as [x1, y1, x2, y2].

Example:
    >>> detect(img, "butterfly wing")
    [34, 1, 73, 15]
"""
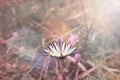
[44, 42, 61, 57]
[62, 43, 76, 56]
[44, 41, 76, 57]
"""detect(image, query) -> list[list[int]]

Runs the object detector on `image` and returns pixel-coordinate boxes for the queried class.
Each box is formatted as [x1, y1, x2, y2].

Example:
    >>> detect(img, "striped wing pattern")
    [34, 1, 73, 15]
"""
[44, 41, 76, 57]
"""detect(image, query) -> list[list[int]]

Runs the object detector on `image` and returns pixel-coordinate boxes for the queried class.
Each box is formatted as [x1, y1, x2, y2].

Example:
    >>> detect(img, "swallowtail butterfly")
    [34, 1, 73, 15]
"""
[44, 40, 76, 59]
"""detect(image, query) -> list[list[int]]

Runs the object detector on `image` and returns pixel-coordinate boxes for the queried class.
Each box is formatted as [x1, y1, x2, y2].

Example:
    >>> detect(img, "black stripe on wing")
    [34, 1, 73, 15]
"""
[44, 41, 76, 58]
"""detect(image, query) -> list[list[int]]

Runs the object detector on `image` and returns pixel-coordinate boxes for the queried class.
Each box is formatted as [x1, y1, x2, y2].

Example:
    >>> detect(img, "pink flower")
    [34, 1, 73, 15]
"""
[19, 47, 25, 52]
[69, 34, 79, 46]
[74, 53, 81, 62]
[31, 5, 39, 12]
[5, 63, 11, 69]
[12, 64, 17, 68]
[12, 32, 18, 38]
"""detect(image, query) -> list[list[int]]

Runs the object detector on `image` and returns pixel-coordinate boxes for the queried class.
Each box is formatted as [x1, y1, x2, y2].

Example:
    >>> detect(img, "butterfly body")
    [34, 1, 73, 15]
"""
[44, 40, 76, 59]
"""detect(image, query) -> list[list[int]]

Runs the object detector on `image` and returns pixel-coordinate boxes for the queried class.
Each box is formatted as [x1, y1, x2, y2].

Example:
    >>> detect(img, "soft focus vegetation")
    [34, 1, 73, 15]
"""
[0, 0, 120, 80]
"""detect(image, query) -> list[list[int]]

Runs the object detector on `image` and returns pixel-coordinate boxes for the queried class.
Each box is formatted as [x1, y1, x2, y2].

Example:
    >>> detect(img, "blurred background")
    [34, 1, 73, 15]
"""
[0, 0, 120, 80]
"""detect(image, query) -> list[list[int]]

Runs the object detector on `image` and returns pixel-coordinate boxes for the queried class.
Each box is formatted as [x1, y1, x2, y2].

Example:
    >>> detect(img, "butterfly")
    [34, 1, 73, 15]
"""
[44, 40, 76, 59]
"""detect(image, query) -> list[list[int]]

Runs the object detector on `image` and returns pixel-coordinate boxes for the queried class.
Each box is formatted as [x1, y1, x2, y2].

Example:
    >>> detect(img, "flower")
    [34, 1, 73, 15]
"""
[12, 64, 17, 68]
[19, 47, 25, 52]
[5, 63, 11, 69]
[69, 33, 79, 46]
[31, 5, 39, 12]
[74, 53, 81, 62]
[12, 32, 18, 38]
